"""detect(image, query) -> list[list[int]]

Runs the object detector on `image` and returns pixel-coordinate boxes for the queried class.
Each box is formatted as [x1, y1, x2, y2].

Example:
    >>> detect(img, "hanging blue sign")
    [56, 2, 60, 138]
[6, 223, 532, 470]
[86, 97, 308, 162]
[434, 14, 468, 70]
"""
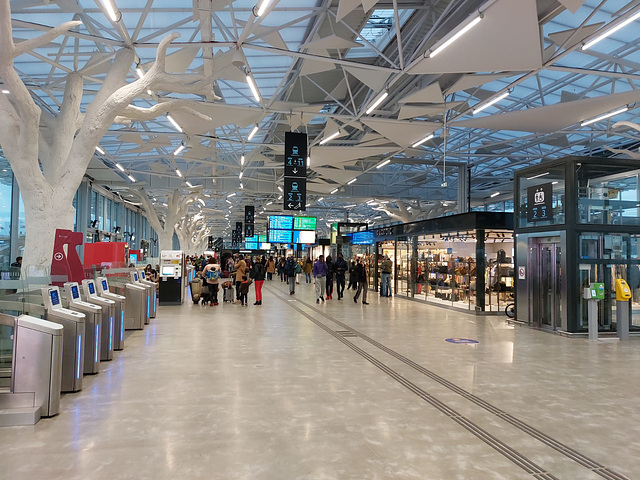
[445, 338, 479, 344]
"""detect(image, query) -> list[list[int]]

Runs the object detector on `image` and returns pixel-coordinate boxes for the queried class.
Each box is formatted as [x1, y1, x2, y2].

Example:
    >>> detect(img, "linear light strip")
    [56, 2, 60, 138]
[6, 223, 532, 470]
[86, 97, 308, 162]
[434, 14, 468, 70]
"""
[246, 74, 261, 102]
[473, 91, 510, 115]
[429, 15, 482, 58]
[581, 106, 628, 126]
[583, 10, 640, 50]
[365, 91, 388, 115]
[411, 134, 434, 148]
[376, 159, 391, 169]
[248, 125, 259, 140]
[166, 114, 182, 132]
[320, 130, 340, 145]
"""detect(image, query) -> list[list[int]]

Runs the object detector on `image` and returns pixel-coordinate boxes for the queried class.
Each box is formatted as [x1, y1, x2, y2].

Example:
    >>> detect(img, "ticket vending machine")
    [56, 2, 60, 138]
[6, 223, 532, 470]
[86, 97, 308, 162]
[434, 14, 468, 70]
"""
[95, 276, 126, 349]
[130, 271, 152, 324]
[11, 315, 64, 417]
[81, 279, 115, 361]
[41, 286, 85, 393]
[63, 282, 102, 374]
[137, 270, 157, 318]
[159, 250, 184, 305]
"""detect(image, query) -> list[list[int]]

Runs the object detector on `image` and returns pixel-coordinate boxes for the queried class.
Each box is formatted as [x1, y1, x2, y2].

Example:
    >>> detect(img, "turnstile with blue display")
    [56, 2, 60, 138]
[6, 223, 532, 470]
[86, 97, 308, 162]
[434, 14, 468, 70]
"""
[41, 287, 85, 393]
[81, 280, 115, 362]
[95, 276, 126, 350]
[130, 271, 152, 324]
[63, 282, 102, 374]
[137, 270, 157, 318]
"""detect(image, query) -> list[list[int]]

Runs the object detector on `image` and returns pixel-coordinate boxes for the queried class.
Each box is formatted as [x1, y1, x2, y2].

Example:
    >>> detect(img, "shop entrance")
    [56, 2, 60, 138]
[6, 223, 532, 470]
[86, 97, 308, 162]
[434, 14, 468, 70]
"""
[530, 238, 562, 330]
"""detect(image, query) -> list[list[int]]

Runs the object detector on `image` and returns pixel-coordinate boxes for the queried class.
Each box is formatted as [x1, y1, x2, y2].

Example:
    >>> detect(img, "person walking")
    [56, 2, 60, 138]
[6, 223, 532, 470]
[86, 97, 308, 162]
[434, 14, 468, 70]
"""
[202, 257, 221, 306]
[325, 255, 334, 300]
[266, 256, 275, 281]
[234, 254, 247, 304]
[303, 257, 313, 283]
[347, 261, 357, 291]
[284, 256, 297, 295]
[353, 258, 369, 305]
[381, 255, 393, 297]
[252, 257, 266, 305]
[334, 253, 348, 300]
[312, 255, 328, 303]
[278, 257, 286, 282]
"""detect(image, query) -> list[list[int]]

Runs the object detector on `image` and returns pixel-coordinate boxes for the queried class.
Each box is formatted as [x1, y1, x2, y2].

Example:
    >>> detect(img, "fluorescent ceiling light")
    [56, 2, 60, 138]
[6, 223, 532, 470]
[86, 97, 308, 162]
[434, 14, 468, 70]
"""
[241, 155, 245, 166]
[173, 145, 185, 156]
[186, 181, 193, 188]
[365, 91, 389, 115]
[226, 199, 232, 204]
[1, 89, 9, 94]
[277, 186, 283, 192]
[198, 199, 206, 206]
[330, 188, 338, 194]
[147, 89, 153, 96]
[115, 163, 125, 172]
[100, 0, 120, 22]
[429, 15, 481, 58]
[307, 156, 310, 167]
[490, 191, 500, 198]
[473, 91, 510, 115]
[527, 172, 549, 180]
[240, 183, 244, 189]
[128, 175, 136, 182]
[136, 65, 144, 79]
[167, 115, 182, 132]
[319, 130, 340, 145]
[379, 200, 389, 204]
[318, 197, 324, 202]
[411, 134, 434, 148]
[175, 169, 182, 177]
[347, 178, 357, 185]
[246, 75, 261, 102]
[227, 193, 236, 197]
[581, 106, 628, 126]
[344, 204, 356, 208]
[278, 195, 282, 200]
[305, 203, 311, 207]
[239, 171, 243, 179]
[376, 159, 391, 169]
[583, 10, 640, 50]
[95, 146, 105, 155]
[247, 125, 259, 140]
[256, 0, 273, 16]
[266, 201, 273, 205]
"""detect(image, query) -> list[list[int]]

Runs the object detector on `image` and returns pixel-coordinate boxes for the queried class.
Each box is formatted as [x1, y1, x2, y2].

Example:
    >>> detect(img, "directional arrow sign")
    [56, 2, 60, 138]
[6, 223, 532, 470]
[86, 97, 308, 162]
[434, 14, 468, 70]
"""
[284, 176, 306, 211]
[284, 132, 307, 178]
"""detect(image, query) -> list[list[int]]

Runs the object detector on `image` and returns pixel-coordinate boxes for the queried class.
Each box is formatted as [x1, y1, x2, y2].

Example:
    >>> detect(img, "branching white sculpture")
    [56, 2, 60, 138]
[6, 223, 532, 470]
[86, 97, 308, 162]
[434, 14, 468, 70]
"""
[0, 2, 213, 267]
[606, 121, 640, 159]
[176, 215, 210, 254]
[374, 200, 456, 223]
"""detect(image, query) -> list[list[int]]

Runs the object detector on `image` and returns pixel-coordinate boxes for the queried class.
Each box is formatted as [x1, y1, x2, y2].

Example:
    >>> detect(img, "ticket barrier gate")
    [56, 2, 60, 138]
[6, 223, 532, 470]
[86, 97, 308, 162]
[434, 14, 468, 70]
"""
[96, 276, 126, 350]
[120, 279, 147, 330]
[137, 270, 157, 318]
[0, 314, 63, 424]
[41, 287, 85, 393]
[63, 282, 102, 374]
[81, 280, 115, 361]
[130, 271, 152, 324]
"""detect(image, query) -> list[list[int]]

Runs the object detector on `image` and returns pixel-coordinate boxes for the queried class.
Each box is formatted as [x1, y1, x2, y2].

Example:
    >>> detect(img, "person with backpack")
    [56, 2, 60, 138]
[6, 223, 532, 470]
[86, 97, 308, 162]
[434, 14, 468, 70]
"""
[284, 256, 297, 295]
[325, 255, 334, 299]
[252, 257, 266, 305]
[353, 258, 369, 305]
[201, 257, 221, 306]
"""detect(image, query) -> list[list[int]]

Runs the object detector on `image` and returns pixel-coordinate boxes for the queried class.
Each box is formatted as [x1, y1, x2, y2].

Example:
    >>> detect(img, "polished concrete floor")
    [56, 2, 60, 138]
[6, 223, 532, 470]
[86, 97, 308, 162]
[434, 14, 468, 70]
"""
[1, 280, 640, 479]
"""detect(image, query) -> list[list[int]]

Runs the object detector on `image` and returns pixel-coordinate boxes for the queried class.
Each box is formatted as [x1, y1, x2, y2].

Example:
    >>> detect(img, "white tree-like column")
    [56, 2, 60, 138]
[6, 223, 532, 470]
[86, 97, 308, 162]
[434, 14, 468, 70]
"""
[606, 121, 640, 159]
[374, 200, 456, 223]
[176, 214, 210, 254]
[0, 2, 213, 267]
[133, 188, 198, 254]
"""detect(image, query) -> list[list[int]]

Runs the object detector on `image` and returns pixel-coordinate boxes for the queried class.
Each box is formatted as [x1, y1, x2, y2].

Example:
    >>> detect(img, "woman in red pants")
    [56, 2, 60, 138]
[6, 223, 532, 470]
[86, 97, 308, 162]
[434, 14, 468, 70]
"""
[252, 256, 266, 305]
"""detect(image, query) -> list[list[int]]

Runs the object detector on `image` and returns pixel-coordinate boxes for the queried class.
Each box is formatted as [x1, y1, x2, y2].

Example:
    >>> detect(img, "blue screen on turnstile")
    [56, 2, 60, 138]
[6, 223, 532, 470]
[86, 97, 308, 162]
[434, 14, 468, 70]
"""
[140, 271, 146, 279]
[134, 273, 138, 281]
[88, 283, 95, 294]
[71, 285, 80, 299]
[102, 280, 108, 291]
[50, 289, 60, 306]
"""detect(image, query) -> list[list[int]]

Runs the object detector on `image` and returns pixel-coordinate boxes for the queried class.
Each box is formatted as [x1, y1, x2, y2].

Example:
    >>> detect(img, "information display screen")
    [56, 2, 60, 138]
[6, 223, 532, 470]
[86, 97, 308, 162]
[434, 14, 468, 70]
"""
[258, 235, 267, 243]
[140, 271, 146, 279]
[88, 282, 95, 294]
[268, 229, 293, 244]
[351, 231, 374, 245]
[259, 242, 271, 250]
[162, 266, 174, 276]
[245, 241, 258, 250]
[269, 215, 293, 230]
[133, 273, 138, 282]
[71, 285, 80, 299]
[50, 289, 60, 306]
[294, 216, 317, 231]
[102, 280, 108, 291]
[293, 230, 316, 244]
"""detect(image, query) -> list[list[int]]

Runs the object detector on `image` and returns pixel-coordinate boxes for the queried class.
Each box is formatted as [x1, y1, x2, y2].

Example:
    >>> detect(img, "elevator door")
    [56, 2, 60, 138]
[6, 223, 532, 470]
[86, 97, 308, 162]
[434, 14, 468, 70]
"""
[531, 241, 562, 330]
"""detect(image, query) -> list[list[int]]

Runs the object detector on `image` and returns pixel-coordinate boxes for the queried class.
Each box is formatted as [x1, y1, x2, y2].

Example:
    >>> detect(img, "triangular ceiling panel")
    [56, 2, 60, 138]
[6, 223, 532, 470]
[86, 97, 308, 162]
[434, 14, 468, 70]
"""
[302, 35, 363, 52]
[446, 74, 512, 94]
[399, 83, 444, 104]
[453, 90, 640, 133]
[398, 102, 463, 120]
[300, 58, 336, 77]
[142, 47, 200, 74]
[343, 65, 390, 92]
[312, 147, 394, 167]
[548, 23, 604, 46]
[169, 102, 263, 135]
[558, 0, 588, 13]
[336, 0, 361, 22]
[308, 181, 342, 194]
[408, 0, 541, 74]
[361, 118, 441, 148]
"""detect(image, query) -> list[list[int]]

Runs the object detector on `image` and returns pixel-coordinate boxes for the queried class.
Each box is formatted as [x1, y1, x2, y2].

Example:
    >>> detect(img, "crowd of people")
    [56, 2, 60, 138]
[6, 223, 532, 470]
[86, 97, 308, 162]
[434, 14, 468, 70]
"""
[187, 252, 380, 307]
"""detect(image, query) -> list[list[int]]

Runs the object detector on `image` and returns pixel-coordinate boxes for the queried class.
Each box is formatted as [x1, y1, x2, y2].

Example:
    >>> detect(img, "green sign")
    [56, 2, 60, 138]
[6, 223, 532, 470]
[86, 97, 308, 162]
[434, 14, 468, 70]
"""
[258, 235, 267, 242]
[294, 216, 317, 231]
[590, 283, 605, 300]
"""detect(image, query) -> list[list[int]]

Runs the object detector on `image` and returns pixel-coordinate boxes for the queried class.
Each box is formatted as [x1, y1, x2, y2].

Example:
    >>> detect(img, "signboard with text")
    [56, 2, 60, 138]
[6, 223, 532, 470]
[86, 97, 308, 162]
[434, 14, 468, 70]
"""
[284, 132, 307, 211]
[527, 182, 552, 222]
[244, 206, 255, 224]
[284, 176, 306, 211]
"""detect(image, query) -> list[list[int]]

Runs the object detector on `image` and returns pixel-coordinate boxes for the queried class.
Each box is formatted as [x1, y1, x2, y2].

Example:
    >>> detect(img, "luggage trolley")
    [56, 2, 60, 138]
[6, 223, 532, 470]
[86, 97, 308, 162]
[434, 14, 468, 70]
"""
[62, 282, 103, 374]
[81, 280, 116, 361]
[95, 276, 126, 350]
[41, 287, 85, 393]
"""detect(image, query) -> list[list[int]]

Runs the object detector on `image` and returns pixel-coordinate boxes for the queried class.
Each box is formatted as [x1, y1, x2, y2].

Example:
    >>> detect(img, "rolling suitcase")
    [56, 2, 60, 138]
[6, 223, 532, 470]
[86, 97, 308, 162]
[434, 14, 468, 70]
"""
[223, 286, 235, 302]
[190, 278, 202, 303]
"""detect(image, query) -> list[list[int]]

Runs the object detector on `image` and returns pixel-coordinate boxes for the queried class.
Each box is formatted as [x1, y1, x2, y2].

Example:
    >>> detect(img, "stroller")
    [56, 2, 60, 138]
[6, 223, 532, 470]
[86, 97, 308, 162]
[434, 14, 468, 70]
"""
[190, 277, 203, 304]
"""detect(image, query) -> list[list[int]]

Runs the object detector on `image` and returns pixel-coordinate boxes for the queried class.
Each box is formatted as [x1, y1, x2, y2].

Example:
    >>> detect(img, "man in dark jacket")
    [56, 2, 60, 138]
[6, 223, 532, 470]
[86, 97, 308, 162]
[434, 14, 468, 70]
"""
[284, 256, 296, 295]
[325, 255, 334, 299]
[353, 258, 369, 305]
[334, 254, 348, 300]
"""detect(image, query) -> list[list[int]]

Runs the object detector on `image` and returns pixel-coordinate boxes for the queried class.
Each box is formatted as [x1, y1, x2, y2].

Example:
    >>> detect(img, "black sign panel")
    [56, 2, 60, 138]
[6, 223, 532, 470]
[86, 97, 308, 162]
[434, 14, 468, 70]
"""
[244, 223, 254, 237]
[235, 221, 243, 233]
[284, 176, 306, 211]
[231, 231, 239, 248]
[527, 182, 553, 222]
[244, 206, 255, 224]
[284, 132, 307, 178]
